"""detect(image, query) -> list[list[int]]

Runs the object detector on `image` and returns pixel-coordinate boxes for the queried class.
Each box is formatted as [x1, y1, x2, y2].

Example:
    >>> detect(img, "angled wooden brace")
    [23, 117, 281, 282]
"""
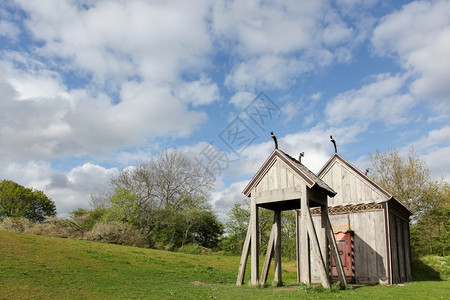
[325, 215, 347, 287]
[236, 222, 252, 286]
[305, 207, 331, 289]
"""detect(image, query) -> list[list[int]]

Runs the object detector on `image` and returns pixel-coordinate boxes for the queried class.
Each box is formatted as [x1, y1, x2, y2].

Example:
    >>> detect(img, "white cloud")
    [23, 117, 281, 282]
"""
[213, 0, 360, 91]
[325, 73, 416, 126]
[0, 20, 20, 39]
[372, 0, 450, 112]
[0, 63, 206, 161]
[229, 91, 256, 110]
[174, 76, 220, 107]
[0, 160, 118, 216]
[212, 180, 248, 221]
[16, 0, 213, 86]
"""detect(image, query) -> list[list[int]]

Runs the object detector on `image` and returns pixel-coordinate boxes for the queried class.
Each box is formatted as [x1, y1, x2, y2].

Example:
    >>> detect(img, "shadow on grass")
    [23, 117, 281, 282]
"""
[412, 257, 442, 281]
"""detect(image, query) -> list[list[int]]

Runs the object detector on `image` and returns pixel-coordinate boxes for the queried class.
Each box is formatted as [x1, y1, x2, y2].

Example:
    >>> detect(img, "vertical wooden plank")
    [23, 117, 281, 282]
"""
[236, 222, 252, 286]
[342, 168, 349, 204]
[404, 221, 413, 282]
[389, 213, 399, 284]
[280, 165, 287, 189]
[353, 214, 368, 282]
[349, 172, 357, 204]
[374, 211, 388, 284]
[333, 162, 343, 205]
[366, 211, 378, 283]
[287, 169, 294, 188]
[320, 204, 328, 279]
[250, 193, 259, 286]
[397, 216, 406, 282]
[356, 175, 364, 203]
[274, 210, 282, 286]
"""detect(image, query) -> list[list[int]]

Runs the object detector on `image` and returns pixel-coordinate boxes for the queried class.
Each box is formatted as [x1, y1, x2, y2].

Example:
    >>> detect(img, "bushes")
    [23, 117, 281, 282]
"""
[83, 222, 148, 248]
[0, 217, 147, 248]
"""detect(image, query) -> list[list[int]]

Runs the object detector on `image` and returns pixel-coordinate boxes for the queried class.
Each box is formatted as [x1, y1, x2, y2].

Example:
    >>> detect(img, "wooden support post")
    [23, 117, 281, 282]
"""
[250, 194, 259, 286]
[320, 205, 329, 276]
[305, 206, 330, 289]
[236, 222, 252, 286]
[296, 210, 300, 283]
[325, 215, 347, 287]
[260, 221, 275, 285]
[300, 187, 310, 284]
[273, 210, 282, 286]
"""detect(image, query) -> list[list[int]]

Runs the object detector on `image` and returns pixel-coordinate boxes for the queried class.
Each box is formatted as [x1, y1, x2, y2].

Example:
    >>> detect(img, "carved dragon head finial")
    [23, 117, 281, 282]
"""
[271, 132, 278, 150]
[330, 135, 337, 153]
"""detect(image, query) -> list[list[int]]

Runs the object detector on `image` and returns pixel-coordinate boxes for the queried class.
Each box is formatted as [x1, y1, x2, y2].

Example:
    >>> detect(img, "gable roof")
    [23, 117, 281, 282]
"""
[317, 153, 412, 216]
[242, 149, 336, 197]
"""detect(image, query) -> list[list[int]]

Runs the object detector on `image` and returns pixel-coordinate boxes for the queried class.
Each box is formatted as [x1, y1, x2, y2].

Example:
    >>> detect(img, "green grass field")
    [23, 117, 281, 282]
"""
[0, 230, 448, 299]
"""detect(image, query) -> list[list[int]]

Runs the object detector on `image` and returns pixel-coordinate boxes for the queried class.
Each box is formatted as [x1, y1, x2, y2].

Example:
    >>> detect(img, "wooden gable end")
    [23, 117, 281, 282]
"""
[252, 158, 307, 201]
[319, 155, 389, 206]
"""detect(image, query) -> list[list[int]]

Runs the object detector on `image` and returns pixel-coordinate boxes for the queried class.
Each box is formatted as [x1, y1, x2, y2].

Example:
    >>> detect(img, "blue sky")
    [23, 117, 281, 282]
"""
[0, 0, 449, 219]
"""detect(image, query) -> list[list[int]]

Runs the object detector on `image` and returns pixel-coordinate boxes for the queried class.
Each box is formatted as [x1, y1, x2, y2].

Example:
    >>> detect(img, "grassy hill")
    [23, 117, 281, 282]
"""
[0, 230, 448, 299]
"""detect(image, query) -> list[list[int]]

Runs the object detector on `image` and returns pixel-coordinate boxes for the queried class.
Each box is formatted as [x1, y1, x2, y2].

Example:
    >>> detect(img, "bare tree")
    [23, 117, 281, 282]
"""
[111, 150, 214, 209]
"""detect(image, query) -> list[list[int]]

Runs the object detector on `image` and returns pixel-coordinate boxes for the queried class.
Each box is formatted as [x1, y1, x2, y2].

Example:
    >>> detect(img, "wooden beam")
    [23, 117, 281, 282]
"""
[299, 187, 310, 284]
[260, 221, 275, 285]
[324, 215, 347, 287]
[273, 210, 282, 286]
[305, 207, 330, 289]
[296, 210, 300, 282]
[250, 193, 260, 286]
[236, 222, 252, 286]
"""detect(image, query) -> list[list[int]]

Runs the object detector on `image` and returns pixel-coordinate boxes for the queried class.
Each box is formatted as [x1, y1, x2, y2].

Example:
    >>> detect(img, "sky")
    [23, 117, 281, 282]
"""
[0, 0, 449, 220]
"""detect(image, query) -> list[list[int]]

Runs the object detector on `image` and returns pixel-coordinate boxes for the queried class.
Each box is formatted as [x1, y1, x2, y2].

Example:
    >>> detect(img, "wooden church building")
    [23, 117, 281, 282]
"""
[297, 152, 413, 285]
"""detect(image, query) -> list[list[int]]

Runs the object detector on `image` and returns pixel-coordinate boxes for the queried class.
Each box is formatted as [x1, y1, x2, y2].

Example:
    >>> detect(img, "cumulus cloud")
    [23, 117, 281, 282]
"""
[0, 65, 206, 161]
[174, 76, 220, 107]
[325, 73, 416, 126]
[15, 0, 213, 87]
[372, 0, 450, 112]
[213, 0, 361, 91]
[0, 160, 118, 215]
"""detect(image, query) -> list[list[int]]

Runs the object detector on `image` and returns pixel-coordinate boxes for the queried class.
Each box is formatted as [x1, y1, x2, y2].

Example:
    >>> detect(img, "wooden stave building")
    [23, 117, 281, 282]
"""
[297, 153, 413, 285]
[237, 148, 348, 287]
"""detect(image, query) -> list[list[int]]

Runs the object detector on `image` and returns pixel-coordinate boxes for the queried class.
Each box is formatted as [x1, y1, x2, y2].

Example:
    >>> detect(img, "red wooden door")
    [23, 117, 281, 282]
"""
[330, 232, 353, 278]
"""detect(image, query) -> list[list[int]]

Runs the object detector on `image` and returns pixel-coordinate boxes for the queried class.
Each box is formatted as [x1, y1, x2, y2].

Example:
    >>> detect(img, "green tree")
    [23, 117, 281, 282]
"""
[70, 207, 107, 231]
[369, 147, 433, 220]
[369, 147, 449, 256]
[100, 150, 222, 250]
[0, 180, 56, 222]
[220, 199, 297, 259]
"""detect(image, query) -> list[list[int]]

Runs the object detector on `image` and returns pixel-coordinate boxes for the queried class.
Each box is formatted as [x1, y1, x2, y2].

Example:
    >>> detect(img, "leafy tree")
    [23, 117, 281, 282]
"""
[100, 150, 222, 250]
[70, 207, 107, 231]
[411, 181, 449, 256]
[220, 199, 297, 259]
[0, 180, 56, 222]
[369, 147, 449, 256]
[369, 147, 434, 221]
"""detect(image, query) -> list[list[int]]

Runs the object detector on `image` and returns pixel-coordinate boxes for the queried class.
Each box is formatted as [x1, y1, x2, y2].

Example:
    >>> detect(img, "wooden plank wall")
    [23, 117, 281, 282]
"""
[305, 210, 388, 284]
[389, 213, 413, 283]
[320, 161, 385, 206]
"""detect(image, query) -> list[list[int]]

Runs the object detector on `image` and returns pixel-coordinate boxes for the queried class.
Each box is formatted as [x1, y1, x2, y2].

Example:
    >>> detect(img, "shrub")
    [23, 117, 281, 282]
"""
[25, 217, 77, 238]
[83, 222, 148, 248]
[0, 217, 33, 232]
[178, 243, 213, 255]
